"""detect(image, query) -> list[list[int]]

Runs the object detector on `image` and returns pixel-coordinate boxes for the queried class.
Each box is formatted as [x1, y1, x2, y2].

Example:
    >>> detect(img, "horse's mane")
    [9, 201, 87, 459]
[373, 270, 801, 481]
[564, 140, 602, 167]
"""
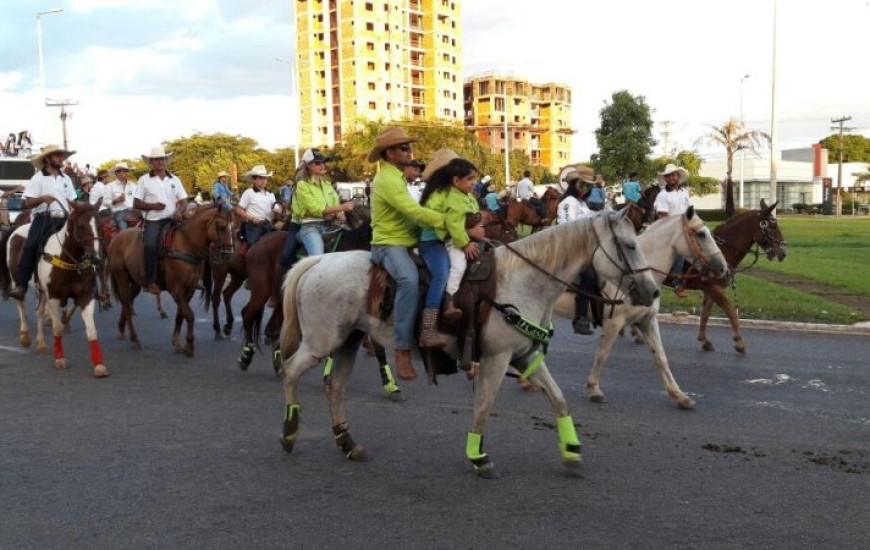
[495, 216, 595, 277]
[711, 208, 762, 237]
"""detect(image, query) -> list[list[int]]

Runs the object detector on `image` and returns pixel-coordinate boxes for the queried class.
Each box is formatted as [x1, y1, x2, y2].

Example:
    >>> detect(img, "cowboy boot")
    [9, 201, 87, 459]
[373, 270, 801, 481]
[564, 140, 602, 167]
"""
[395, 349, 417, 381]
[269, 264, 289, 309]
[418, 308, 448, 348]
[442, 293, 462, 322]
[572, 293, 593, 335]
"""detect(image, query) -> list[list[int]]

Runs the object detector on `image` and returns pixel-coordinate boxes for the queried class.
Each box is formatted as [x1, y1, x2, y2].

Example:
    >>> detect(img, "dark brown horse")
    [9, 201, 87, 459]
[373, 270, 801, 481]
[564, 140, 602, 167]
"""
[202, 212, 245, 339]
[683, 200, 787, 353]
[2, 202, 108, 377]
[106, 204, 234, 356]
[480, 210, 518, 243]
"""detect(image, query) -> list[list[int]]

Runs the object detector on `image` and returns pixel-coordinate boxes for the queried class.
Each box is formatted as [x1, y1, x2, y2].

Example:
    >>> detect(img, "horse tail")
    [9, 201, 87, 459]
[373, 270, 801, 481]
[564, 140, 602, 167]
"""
[279, 256, 322, 360]
[0, 229, 11, 296]
[201, 257, 213, 312]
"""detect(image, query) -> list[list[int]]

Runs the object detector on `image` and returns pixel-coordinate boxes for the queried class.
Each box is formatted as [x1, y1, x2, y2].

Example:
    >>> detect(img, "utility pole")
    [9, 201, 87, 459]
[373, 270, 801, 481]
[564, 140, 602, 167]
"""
[45, 99, 78, 150]
[830, 116, 854, 218]
[660, 121, 673, 157]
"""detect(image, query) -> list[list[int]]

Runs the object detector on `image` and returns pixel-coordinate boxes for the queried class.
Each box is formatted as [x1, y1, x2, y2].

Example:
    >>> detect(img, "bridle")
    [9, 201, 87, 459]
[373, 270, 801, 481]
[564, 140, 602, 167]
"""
[44, 203, 100, 272]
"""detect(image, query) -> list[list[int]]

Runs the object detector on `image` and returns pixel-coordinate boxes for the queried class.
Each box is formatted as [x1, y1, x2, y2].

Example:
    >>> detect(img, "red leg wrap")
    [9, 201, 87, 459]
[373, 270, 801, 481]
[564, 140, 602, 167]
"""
[89, 340, 104, 366]
[53, 335, 64, 360]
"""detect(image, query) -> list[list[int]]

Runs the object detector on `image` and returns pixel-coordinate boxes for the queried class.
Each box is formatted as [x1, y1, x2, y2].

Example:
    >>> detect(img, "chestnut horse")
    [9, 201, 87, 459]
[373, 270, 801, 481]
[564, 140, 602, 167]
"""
[685, 200, 786, 353]
[106, 205, 234, 356]
[2, 202, 108, 377]
[504, 187, 560, 232]
[480, 210, 518, 243]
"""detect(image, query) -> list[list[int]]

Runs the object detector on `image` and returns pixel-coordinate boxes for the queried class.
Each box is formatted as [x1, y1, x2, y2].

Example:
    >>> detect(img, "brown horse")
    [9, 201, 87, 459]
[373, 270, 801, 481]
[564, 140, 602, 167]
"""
[683, 200, 787, 353]
[106, 204, 234, 356]
[2, 202, 108, 377]
[503, 186, 560, 232]
[202, 214, 245, 339]
[480, 210, 518, 243]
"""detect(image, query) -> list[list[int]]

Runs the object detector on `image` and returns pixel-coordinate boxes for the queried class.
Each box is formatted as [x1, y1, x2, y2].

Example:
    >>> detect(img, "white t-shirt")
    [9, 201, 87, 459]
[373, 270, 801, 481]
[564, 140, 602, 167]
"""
[89, 180, 110, 211]
[517, 178, 535, 199]
[407, 183, 422, 203]
[107, 180, 137, 213]
[134, 172, 188, 221]
[557, 196, 593, 224]
[22, 170, 77, 216]
[654, 187, 691, 216]
[238, 188, 276, 222]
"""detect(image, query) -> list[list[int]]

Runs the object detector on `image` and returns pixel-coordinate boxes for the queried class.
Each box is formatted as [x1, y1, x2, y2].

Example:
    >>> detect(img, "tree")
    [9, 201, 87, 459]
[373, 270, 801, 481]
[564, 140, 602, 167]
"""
[819, 134, 870, 164]
[854, 165, 870, 186]
[590, 90, 657, 182]
[651, 153, 718, 196]
[162, 133, 272, 193]
[696, 119, 769, 217]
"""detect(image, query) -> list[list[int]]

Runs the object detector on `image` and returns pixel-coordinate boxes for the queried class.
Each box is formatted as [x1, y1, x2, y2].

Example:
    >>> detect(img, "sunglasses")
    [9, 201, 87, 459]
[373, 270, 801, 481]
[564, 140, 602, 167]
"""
[309, 160, 325, 166]
[390, 144, 412, 152]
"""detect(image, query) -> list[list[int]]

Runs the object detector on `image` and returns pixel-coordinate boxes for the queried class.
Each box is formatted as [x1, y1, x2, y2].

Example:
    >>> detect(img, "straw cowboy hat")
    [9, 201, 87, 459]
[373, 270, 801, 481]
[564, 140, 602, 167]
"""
[421, 148, 459, 181]
[216, 170, 229, 178]
[141, 146, 173, 161]
[565, 166, 596, 185]
[109, 162, 132, 176]
[243, 164, 274, 181]
[659, 163, 689, 185]
[31, 144, 76, 170]
[367, 127, 419, 162]
[80, 175, 94, 185]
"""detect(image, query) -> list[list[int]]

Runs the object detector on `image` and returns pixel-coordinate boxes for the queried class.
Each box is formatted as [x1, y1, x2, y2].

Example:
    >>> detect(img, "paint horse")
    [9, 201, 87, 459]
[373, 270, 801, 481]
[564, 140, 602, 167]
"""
[553, 207, 728, 407]
[277, 208, 659, 478]
[2, 202, 108, 377]
[106, 204, 234, 356]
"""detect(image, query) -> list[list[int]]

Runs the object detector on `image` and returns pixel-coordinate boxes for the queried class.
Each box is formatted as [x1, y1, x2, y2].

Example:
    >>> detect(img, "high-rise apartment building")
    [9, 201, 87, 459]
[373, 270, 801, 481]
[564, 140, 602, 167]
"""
[464, 74, 574, 173]
[296, 0, 463, 148]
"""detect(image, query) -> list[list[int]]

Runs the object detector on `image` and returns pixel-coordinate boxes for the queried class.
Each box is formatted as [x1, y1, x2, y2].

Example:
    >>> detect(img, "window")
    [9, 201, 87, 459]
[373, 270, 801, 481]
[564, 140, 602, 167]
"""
[368, 82, 376, 90]
[367, 61, 375, 70]
[364, 2, 373, 10]
[365, 22, 374, 31]
[366, 42, 374, 51]
[369, 101, 376, 109]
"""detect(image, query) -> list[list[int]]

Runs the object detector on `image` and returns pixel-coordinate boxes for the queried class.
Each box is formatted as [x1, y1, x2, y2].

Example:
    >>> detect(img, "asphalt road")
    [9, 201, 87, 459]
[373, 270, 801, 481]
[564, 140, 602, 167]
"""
[1, 292, 868, 549]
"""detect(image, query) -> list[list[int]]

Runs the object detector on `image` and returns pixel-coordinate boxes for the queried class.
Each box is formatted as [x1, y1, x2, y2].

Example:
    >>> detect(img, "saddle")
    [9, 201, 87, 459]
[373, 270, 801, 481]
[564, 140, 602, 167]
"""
[367, 241, 498, 383]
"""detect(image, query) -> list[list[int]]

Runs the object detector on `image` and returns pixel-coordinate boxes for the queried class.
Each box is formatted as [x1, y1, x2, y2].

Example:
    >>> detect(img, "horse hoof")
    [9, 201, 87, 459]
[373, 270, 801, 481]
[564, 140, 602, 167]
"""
[131, 341, 141, 351]
[589, 394, 606, 404]
[20, 336, 31, 348]
[93, 365, 109, 378]
[735, 345, 746, 354]
[563, 459, 584, 478]
[347, 445, 370, 462]
[54, 358, 67, 370]
[702, 342, 715, 352]
[116, 332, 125, 341]
[223, 325, 232, 336]
[676, 397, 696, 410]
[475, 462, 499, 479]
[184, 347, 194, 358]
[280, 436, 296, 454]
[159, 311, 169, 320]
[37, 345, 48, 355]
[387, 390, 406, 403]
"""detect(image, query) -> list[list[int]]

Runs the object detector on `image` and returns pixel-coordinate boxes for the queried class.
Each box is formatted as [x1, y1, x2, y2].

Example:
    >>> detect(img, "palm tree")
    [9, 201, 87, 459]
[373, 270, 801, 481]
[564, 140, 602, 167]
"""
[697, 118, 769, 217]
[854, 165, 870, 185]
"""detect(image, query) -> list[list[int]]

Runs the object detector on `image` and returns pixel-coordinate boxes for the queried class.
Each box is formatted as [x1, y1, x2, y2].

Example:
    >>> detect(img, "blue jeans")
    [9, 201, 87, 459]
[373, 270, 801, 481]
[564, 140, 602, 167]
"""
[371, 245, 419, 350]
[16, 214, 66, 287]
[143, 219, 171, 285]
[298, 222, 327, 256]
[419, 239, 449, 309]
[279, 222, 301, 268]
[243, 222, 272, 248]
[113, 209, 132, 230]
[671, 255, 685, 284]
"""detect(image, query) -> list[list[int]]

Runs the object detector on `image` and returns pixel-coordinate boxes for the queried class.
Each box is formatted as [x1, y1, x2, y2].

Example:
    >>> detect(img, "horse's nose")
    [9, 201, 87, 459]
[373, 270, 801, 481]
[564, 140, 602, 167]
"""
[652, 289, 660, 300]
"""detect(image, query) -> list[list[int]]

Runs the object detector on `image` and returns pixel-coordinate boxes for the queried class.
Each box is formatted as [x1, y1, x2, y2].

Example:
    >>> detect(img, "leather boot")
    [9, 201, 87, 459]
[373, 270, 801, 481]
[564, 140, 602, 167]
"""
[442, 293, 462, 322]
[269, 264, 289, 309]
[395, 349, 417, 381]
[418, 308, 448, 348]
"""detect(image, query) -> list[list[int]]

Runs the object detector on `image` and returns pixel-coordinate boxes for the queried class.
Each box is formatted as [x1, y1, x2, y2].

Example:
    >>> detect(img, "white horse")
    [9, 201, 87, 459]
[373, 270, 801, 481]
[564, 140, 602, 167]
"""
[554, 207, 728, 408]
[4, 202, 107, 377]
[277, 208, 660, 478]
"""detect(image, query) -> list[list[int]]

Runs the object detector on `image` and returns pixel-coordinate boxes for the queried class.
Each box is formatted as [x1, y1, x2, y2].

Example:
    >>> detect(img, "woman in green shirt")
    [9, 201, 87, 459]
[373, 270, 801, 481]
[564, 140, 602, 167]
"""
[293, 148, 354, 255]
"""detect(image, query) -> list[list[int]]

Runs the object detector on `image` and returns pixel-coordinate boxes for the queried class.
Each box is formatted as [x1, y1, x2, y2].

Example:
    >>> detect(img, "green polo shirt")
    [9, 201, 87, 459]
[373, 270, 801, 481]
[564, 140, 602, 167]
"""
[371, 162, 444, 247]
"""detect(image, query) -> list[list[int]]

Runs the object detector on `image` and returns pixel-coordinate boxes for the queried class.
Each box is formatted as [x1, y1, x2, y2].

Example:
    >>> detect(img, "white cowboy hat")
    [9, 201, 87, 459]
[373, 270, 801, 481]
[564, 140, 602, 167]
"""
[141, 146, 173, 161]
[421, 148, 460, 181]
[108, 162, 133, 176]
[367, 126, 419, 162]
[243, 164, 274, 181]
[31, 144, 76, 170]
[481, 175, 491, 184]
[565, 166, 596, 185]
[216, 170, 229, 178]
[659, 163, 689, 185]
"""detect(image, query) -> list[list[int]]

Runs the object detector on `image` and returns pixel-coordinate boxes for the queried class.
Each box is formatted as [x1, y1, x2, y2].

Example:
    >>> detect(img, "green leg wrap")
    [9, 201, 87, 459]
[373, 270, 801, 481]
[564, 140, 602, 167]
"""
[380, 363, 400, 394]
[466, 432, 490, 469]
[281, 404, 301, 452]
[271, 347, 282, 376]
[238, 342, 255, 370]
[322, 355, 334, 382]
[556, 415, 582, 461]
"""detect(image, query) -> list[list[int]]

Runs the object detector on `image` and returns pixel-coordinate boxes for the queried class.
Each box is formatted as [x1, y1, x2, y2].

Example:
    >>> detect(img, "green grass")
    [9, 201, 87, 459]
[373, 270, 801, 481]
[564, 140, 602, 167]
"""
[658, 273, 868, 324]
[749, 216, 870, 295]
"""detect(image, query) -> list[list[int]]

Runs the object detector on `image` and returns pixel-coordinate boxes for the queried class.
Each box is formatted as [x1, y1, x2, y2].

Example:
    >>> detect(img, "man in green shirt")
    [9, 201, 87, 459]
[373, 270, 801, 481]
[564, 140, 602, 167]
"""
[368, 127, 446, 381]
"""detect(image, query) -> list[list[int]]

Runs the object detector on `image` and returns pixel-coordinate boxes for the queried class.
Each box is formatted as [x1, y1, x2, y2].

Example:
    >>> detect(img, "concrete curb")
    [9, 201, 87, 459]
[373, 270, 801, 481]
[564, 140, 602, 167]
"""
[657, 313, 870, 336]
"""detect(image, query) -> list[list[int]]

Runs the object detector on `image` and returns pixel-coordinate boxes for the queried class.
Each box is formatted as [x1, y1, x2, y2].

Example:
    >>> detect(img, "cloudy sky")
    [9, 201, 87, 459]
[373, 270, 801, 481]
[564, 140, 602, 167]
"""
[2, 0, 869, 167]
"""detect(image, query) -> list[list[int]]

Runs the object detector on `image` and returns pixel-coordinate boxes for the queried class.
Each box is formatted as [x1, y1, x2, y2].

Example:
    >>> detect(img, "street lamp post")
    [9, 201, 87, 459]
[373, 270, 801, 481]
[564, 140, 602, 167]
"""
[739, 74, 749, 208]
[503, 94, 510, 188]
[36, 8, 63, 100]
[275, 57, 300, 168]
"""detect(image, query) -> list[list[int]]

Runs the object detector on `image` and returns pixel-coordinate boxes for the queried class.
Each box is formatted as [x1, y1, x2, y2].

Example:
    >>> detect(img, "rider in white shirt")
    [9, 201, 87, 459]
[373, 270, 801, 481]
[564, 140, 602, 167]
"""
[558, 167, 598, 335]
[654, 163, 692, 298]
[234, 164, 277, 248]
[106, 162, 138, 230]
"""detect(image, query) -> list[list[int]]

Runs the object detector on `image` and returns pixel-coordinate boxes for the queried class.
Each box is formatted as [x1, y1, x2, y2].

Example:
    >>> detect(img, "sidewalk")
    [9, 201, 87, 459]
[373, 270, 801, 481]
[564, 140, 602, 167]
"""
[658, 313, 870, 336]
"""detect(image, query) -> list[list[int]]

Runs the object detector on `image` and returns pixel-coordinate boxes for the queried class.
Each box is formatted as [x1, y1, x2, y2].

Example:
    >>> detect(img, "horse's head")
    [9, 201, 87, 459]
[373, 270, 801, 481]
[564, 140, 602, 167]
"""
[756, 199, 787, 261]
[67, 200, 101, 262]
[679, 206, 728, 279]
[344, 202, 370, 230]
[203, 205, 235, 255]
[592, 209, 659, 307]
